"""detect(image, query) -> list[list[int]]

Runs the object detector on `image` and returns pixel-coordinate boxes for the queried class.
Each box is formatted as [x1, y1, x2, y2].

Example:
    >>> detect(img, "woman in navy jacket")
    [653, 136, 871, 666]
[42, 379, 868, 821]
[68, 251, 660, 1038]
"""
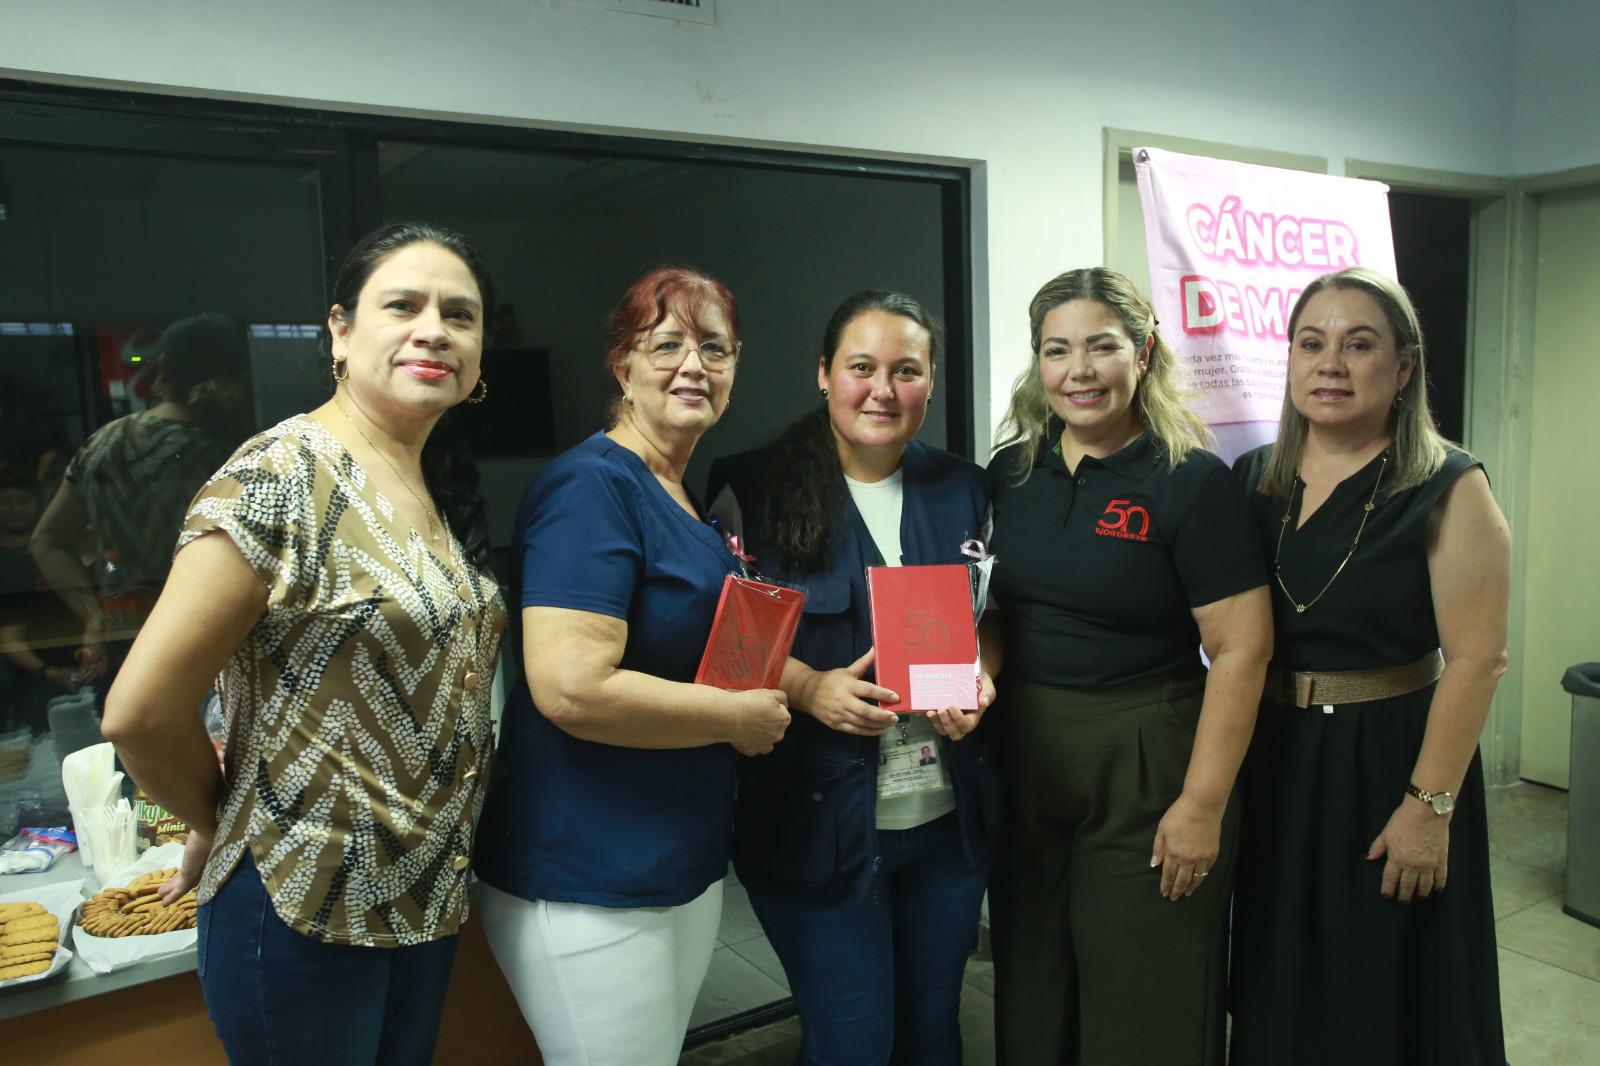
[708, 290, 1002, 1066]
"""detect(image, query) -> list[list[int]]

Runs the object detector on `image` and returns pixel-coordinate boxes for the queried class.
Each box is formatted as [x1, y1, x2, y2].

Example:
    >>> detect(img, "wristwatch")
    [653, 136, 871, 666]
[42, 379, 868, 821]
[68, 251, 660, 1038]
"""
[1407, 783, 1455, 816]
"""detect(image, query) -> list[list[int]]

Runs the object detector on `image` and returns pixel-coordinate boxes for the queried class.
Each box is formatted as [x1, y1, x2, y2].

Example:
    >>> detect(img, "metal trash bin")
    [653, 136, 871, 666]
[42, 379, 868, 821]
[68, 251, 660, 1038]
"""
[1563, 663, 1600, 928]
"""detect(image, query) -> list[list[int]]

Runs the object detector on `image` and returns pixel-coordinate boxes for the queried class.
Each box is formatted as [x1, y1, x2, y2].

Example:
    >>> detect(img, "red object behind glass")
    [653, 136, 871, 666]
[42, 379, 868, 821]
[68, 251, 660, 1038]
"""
[694, 576, 806, 691]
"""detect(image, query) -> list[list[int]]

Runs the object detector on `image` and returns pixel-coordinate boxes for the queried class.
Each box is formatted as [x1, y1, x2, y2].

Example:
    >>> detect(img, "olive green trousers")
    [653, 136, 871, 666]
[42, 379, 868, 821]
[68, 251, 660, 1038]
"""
[989, 673, 1239, 1066]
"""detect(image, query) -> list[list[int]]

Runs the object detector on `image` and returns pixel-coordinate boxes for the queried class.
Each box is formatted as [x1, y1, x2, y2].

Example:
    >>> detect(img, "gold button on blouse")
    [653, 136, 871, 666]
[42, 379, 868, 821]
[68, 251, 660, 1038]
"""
[457, 582, 473, 601]
[462, 767, 480, 782]
[463, 671, 480, 691]
[451, 855, 471, 872]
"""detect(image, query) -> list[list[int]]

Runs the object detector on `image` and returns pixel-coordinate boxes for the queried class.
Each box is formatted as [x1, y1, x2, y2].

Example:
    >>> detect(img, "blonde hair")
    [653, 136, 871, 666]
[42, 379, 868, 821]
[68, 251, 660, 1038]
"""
[1257, 267, 1449, 500]
[994, 267, 1209, 479]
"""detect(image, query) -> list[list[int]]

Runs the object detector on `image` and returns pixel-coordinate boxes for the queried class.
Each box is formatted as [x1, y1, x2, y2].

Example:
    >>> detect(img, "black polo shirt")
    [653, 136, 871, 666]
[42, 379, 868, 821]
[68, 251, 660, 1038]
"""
[987, 431, 1267, 688]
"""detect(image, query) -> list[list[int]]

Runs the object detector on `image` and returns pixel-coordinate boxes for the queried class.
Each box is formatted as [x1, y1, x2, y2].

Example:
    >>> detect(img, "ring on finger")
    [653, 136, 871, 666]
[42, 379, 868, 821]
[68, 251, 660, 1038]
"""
[1194, 870, 1209, 879]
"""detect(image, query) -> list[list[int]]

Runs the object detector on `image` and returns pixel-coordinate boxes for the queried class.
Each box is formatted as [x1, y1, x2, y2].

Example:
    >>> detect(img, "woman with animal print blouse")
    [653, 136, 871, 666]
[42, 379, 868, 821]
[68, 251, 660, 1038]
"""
[103, 221, 506, 1066]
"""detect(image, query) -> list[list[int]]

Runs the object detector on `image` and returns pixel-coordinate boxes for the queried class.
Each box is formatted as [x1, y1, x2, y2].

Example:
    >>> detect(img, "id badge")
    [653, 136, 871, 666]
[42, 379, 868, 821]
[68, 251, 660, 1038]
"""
[877, 721, 948, 799]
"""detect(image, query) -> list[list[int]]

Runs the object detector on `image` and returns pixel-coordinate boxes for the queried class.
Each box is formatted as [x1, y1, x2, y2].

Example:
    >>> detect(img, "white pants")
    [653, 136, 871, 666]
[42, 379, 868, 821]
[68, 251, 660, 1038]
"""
[477, 880, 723, 1066]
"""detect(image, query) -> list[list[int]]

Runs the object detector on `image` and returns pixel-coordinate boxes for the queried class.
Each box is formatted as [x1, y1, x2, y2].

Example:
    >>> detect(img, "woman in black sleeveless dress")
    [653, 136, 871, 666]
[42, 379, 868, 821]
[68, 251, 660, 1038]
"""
[1230, 268, 1510, 1065]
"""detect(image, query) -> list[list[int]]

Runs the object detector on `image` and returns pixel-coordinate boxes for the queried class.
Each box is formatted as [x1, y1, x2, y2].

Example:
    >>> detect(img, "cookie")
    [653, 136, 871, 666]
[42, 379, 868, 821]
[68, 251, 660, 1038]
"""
[0, 926, 57, 948]
[1, 914, 58, 934]
[146, 908, 190, 934]
[0, 947, 55, 965]
[0, 921, 56, 947]
[0, 902, 45, 922]
[83, 913, 140, 938]
[0, 958, 53, 980]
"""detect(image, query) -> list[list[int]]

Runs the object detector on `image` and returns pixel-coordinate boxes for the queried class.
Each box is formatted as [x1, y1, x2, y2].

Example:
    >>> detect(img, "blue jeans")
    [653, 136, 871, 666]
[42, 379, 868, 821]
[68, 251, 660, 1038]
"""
[748, 812, 987, 1066]
[196, 853, 460, 1066]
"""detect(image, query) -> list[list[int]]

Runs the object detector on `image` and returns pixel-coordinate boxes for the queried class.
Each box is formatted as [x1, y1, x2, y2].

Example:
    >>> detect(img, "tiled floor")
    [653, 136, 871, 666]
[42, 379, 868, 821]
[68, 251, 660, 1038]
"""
[688, 877, 789, 1032]
[682, 782, 1600, 1065]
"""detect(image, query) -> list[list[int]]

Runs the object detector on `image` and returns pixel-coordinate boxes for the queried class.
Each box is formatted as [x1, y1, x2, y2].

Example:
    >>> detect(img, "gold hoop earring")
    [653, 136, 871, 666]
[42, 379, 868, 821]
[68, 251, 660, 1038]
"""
[332, 358, 348, 384]
[466, 378, 488, 405]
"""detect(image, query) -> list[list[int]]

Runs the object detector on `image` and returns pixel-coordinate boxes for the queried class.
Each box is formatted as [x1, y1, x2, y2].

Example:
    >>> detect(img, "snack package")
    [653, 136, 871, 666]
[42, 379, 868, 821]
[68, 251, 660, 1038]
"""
[0, 827, 77, 875]
[131, 788, 187, 850]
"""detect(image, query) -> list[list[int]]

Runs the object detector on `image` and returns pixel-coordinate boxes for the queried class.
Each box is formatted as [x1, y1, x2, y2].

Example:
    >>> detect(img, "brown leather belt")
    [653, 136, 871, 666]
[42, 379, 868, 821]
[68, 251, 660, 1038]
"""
[1264, 649, 1444, 709]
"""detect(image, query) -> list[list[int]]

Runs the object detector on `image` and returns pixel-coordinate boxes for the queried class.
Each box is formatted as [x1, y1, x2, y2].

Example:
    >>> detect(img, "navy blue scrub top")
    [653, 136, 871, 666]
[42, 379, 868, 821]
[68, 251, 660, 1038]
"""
[473, 432, 741, 908]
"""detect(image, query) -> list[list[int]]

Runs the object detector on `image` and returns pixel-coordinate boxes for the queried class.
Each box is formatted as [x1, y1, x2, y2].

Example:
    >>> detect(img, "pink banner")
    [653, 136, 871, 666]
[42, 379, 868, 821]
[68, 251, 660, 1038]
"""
[1134, 148, 1396, 462]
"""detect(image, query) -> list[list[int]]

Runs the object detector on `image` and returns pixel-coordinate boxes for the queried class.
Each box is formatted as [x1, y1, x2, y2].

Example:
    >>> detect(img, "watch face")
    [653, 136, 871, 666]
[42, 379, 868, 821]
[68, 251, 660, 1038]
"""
[1432, 792, 1455, 815]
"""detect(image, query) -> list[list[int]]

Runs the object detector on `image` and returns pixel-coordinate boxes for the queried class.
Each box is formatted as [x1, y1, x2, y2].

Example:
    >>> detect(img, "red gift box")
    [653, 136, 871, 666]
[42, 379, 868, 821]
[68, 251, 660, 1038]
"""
[866, 564, 980, 714]
[694, 576, 806, 691]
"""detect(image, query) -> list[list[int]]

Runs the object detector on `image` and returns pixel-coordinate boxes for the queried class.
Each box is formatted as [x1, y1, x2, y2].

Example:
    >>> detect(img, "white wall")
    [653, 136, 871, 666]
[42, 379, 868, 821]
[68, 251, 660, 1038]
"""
[1512, 0, 1600, 176]
[0, 0, 1523, 449]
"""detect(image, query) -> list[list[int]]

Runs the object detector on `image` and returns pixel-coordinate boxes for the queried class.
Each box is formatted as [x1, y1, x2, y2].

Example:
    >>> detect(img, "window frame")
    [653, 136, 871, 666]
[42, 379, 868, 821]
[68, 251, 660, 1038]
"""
[0, 78, 978, 458]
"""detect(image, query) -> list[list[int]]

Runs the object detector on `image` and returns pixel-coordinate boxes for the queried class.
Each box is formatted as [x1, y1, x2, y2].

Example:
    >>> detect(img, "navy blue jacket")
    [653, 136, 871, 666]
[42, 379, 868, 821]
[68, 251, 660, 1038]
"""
[708, 439, 1004, 907]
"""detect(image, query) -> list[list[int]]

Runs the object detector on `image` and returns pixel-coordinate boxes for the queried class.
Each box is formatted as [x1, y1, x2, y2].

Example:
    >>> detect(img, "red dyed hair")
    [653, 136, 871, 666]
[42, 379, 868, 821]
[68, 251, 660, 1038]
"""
[603, 266, 740, 382]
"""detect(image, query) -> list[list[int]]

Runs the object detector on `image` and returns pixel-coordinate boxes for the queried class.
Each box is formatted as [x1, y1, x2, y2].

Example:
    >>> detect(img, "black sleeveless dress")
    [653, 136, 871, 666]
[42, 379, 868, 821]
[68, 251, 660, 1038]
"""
[1229, 445, 1506, 1066]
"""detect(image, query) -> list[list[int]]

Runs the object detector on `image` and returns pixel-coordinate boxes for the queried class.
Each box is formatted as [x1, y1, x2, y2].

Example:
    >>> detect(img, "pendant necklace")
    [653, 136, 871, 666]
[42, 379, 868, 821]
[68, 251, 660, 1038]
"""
[1274, 452, 1388, 614]
[330, 399, 480, 708]
[333, 396, 443, 543]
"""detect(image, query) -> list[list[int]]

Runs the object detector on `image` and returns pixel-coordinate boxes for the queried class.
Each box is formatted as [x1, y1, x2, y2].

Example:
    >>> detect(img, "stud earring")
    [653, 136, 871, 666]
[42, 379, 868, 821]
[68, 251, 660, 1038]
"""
[819, 387, 828, 398]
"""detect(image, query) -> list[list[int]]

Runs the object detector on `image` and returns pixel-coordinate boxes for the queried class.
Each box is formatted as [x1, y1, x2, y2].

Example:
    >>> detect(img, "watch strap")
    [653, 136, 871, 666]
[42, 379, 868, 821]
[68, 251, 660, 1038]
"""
[1407, 782, 1453, 814]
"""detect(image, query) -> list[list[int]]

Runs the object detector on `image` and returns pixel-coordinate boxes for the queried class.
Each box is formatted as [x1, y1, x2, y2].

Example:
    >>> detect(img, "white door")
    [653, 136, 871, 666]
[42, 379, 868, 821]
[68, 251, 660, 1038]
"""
[1519, 183, 1600, 787]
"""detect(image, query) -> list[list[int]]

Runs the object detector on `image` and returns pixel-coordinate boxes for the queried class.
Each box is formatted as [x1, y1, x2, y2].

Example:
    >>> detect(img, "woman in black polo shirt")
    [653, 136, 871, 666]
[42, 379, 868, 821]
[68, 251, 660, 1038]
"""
[985, 267, 1272, 1066]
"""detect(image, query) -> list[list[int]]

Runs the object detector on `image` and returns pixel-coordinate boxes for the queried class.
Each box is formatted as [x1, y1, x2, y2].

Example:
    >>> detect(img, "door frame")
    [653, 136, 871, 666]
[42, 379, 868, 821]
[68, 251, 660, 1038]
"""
[1498, 162, 1600, 786]
[1344, 161, 1526, 787]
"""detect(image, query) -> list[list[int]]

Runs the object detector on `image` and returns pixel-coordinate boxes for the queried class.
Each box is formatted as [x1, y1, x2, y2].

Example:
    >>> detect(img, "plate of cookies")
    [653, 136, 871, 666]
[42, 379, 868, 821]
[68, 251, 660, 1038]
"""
[71, 844, 198, 975]
[0, 879, 85, 988]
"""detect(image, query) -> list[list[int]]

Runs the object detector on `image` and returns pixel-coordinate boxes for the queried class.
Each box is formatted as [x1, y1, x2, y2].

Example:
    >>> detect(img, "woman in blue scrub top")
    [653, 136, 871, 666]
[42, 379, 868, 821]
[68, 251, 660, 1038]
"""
[473, 267, 791, 1066]
[707, 290, 1000, 1066]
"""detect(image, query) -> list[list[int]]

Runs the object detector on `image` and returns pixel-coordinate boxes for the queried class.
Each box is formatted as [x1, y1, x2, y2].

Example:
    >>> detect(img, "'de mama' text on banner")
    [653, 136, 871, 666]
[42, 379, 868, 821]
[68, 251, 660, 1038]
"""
[1133, 148, 1397, 462]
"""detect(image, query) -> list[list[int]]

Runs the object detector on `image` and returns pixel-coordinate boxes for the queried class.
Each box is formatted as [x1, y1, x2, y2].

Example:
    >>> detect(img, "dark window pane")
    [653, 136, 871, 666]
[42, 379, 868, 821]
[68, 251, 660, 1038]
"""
[377, 142, 949, 532]
[0, 142, 325, 831]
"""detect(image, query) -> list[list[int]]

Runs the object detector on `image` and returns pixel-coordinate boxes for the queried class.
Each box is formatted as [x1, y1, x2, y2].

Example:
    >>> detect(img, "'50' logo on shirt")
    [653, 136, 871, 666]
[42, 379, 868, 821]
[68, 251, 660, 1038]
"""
[1095, 498, 1151, 542]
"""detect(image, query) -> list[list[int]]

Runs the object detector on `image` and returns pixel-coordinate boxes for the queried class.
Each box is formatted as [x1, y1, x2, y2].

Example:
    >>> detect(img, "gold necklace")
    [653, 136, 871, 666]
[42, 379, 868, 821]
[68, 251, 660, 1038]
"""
[1274, 453, 1388, 614]
[332, 396, 443, 543]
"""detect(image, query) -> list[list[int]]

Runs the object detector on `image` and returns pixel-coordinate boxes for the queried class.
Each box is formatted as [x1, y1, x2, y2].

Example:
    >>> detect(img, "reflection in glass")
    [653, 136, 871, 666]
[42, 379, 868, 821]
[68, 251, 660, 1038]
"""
[30, 313, 255, 690]
[0, 141, 325, 837]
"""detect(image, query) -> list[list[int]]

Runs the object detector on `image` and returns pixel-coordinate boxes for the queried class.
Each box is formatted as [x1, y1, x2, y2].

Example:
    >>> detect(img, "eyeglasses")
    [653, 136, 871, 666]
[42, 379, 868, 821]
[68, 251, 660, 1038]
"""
[635, 333, 741, 372]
